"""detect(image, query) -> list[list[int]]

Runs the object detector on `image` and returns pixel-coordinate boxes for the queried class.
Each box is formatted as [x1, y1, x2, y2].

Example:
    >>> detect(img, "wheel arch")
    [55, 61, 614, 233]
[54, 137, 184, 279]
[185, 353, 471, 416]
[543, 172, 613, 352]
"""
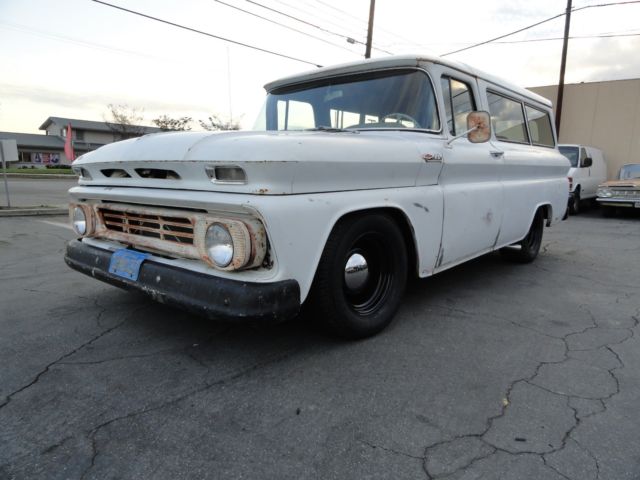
[539, 203, 553, 227]
[332, 207, 420, 278]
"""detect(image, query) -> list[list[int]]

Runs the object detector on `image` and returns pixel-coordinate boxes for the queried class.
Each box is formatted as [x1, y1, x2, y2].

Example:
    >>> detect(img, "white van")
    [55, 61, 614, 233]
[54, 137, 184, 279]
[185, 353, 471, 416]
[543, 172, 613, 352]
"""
[558, 144, 607, 214]
[65, 54, 570, 338]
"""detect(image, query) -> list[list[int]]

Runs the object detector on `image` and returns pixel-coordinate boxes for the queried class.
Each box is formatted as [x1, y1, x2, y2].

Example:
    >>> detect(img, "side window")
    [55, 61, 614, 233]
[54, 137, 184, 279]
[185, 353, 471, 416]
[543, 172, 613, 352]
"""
[276, 100, 315, 130]
[440, 76, 476, 135]
[580, 147, 588, 167]
[487, 91, 529, 144]
[525, 105, 554, 147]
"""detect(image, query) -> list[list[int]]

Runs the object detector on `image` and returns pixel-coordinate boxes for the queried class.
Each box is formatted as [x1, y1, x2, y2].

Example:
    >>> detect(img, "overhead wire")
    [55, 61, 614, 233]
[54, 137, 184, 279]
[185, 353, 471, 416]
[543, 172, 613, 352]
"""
[90, 0, 323, 67]
[312, 0, 424, 49]
[441, 0, 640, 56]
[211, 0, 361, 55]
[244, 0, 394, 54]
[495, 32, 640, 44]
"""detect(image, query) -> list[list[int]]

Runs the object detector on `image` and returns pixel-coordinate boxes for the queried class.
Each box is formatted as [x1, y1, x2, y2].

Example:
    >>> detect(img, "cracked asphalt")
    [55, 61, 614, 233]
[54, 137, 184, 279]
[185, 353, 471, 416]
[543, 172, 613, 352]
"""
[1, 210, 639, 479]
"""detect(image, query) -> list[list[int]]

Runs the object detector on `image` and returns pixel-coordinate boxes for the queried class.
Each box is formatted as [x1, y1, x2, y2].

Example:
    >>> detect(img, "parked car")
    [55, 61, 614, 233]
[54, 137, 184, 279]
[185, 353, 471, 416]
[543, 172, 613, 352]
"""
[558, 144, 607, 214]
[65, 54, 570, 339]
[596, 163, 640, 216]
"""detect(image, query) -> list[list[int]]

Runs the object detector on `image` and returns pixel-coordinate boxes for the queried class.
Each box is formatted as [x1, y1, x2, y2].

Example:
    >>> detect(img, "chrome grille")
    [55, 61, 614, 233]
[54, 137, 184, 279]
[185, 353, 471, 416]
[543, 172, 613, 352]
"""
[611, 188, 640, 199]
[98, 208, 195, 244]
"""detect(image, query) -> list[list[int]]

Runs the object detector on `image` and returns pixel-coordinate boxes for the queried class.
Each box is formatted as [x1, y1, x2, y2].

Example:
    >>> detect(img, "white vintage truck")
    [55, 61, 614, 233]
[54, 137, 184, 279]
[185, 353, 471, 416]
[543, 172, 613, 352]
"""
[65, 54, 570, 338]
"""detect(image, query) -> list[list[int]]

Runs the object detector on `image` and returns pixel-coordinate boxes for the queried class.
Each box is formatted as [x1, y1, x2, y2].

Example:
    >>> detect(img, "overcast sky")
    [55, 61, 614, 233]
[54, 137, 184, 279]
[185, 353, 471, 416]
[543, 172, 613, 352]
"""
[1, 0, 639, 133]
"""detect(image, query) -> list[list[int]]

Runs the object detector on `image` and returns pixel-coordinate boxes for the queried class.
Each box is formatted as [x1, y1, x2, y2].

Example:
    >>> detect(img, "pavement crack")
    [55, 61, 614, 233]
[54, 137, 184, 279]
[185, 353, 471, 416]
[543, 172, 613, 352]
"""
[0, 303, 135, 410]
[359, 440, 423, 460]
[79, 346, 304, 478]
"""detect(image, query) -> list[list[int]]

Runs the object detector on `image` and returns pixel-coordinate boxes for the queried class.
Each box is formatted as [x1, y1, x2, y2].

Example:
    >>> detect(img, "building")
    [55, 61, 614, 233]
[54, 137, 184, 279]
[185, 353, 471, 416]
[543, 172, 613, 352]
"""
[530, 79, 640, 179]
[0, 116, 163, 166]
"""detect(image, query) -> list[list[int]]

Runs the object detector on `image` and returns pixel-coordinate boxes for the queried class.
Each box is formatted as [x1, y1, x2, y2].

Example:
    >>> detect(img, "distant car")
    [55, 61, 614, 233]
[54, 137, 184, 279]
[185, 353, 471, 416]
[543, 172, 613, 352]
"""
[596, 164, 640, 216]
[558, 144, 608, 215]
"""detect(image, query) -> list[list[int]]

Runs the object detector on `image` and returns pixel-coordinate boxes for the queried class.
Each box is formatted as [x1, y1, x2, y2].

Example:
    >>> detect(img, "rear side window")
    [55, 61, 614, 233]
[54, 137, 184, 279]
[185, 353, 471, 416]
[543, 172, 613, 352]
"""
[487, 91, 529, 144]
[441, 77, 476, 136]
[525, 105, 554, 147]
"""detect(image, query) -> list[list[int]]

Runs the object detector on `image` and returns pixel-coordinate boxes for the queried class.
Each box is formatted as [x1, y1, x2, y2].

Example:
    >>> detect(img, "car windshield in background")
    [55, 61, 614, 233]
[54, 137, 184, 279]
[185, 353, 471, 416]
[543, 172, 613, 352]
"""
[255, 70, 440, 132]
[619, 164, 640, 179]
[558, 146, 579, 167]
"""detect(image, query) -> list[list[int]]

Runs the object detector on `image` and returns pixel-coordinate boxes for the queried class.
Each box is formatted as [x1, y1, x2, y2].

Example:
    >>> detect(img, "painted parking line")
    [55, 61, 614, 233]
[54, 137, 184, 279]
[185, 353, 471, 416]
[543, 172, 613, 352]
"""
[38, 219, 73, 231]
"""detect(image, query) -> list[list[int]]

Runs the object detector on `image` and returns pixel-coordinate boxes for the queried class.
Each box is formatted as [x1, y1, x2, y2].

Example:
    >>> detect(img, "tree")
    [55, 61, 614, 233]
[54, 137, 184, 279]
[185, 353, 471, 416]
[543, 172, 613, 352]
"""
[104, 104, 145, 140]
[153, 115, 192, 131]
[199, 114, 240, 131]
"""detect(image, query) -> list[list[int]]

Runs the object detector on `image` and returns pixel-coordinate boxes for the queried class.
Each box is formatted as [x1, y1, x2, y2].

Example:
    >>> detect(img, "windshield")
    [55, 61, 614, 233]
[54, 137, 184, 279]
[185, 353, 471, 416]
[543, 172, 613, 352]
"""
[558, 146, 579, 167]
[619, 164, 640, 180]
[254, 70, 440, 132]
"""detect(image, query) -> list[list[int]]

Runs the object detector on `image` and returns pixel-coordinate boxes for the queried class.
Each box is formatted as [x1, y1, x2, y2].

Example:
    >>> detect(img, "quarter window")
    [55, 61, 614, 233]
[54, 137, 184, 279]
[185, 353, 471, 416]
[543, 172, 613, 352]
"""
[441, 77, 476, 136]
[487, 91, 529, 144]
[525, 105, 554, 147]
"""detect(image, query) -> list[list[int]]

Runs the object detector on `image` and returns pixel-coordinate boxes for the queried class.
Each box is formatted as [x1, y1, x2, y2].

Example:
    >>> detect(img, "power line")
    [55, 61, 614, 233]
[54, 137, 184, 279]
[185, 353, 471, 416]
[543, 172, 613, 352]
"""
[244, 0, 394, 54]
[495, 32, 640, 44]
[441, 12, 567, 56]
[212, 0, 361, 55]
[441, 0, 640, 56]
[312, 0, 424, 49]
[90, 0, 323, 67]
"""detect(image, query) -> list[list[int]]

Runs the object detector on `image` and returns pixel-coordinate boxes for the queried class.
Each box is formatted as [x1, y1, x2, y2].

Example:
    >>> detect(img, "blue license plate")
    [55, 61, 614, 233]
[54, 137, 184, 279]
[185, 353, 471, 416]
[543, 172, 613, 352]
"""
[108, 249, 150, 281]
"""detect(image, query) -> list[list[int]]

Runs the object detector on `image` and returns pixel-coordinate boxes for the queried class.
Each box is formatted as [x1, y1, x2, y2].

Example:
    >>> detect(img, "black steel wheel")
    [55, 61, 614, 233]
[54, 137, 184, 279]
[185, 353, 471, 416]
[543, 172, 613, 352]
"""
[307, 213, 408, 339]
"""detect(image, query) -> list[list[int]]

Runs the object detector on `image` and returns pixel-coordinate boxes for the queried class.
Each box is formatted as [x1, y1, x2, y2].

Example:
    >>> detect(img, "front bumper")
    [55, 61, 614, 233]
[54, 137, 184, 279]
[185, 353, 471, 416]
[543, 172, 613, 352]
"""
[596, 198, 640, 208]
[64, 240, 300, 322]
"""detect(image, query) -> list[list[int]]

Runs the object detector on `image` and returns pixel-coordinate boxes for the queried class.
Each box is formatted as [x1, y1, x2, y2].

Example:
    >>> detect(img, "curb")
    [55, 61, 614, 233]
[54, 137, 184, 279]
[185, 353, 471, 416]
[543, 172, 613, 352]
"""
[4, 174, 78, 179]
[0, 208, 68, 217]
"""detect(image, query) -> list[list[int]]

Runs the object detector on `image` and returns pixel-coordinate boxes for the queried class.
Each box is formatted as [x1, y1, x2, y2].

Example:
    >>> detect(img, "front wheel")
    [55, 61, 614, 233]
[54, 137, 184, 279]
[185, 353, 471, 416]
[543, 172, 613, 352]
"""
[307, 214, 408, 339]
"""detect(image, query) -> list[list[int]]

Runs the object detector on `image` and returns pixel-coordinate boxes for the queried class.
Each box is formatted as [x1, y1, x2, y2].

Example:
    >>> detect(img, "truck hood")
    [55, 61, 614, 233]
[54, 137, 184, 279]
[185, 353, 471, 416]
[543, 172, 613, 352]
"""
[74, 130, 425, 195]
[599, 179, 640, 188]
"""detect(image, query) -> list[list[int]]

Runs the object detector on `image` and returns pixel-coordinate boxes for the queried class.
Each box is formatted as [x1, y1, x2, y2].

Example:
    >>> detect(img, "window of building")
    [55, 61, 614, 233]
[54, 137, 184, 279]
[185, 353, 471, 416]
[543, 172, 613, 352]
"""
[487, 91, 529, 144]
[75, 130, 84, 141]
[441, 76, 476, 136]
[525, 105, 554, 147]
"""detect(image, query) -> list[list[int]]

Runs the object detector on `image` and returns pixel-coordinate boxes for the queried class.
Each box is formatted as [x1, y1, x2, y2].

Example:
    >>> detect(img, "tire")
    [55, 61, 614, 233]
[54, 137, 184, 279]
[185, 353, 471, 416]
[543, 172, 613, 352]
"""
[569, 189, 580, 215]
[306, 213, 408, 339]
[501, 209, 544, 264]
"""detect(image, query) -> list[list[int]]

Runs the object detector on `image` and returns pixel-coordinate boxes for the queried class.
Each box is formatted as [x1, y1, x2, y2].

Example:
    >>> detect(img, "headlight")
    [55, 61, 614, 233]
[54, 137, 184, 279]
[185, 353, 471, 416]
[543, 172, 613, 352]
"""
[72, 206, 87, 235]
[597, 187, 612, 198]
[69, 204, 94, 236]
[205, 223, 234, 267]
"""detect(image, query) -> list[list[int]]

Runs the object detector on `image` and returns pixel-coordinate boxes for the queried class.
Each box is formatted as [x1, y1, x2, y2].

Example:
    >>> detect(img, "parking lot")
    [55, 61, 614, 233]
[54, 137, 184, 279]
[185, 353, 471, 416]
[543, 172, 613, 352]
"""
[1, 209, 639, 479]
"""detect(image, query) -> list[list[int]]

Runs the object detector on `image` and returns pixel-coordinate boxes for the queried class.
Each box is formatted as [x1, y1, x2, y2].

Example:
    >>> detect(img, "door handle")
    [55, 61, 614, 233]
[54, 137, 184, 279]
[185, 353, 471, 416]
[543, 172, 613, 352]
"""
[422, 153, 443, 162]
[490, 150, 504, 158]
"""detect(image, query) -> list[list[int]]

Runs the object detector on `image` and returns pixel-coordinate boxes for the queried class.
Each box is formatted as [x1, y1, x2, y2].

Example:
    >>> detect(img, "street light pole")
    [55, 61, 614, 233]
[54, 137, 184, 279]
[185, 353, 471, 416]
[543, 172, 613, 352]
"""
[365, 0, 375, 59]
[555, 0, 572, 137]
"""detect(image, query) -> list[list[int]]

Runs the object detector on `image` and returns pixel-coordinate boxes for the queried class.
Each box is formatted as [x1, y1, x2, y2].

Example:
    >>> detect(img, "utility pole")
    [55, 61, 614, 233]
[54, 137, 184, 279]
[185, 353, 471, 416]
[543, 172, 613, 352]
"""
[555, 0, 572, 137]
[365, 0, 375, 59]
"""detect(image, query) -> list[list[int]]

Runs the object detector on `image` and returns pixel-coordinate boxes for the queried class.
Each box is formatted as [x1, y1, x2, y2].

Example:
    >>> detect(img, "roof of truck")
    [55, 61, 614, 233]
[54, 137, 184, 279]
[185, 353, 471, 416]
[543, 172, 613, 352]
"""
[264, 54, 552, 108]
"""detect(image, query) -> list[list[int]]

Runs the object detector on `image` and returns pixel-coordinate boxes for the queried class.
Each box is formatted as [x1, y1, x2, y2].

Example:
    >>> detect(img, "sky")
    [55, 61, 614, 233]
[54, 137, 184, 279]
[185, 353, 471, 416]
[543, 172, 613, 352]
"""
[1, 0, 639, 134]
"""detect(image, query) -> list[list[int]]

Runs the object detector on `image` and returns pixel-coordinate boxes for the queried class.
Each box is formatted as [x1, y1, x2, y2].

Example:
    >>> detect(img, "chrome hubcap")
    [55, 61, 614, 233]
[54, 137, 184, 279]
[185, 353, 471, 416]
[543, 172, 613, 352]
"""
[344, 253, 369, 291]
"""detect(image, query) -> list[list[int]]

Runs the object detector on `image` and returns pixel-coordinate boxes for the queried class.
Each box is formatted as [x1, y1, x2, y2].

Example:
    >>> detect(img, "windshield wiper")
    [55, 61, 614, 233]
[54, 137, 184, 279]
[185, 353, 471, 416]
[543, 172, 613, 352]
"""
[304, 126, 358, 133]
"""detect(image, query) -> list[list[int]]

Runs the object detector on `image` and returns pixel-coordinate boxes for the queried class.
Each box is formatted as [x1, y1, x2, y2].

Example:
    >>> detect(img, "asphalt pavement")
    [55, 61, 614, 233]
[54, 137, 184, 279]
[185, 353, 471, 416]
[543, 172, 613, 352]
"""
[1, 209, 639, 479]
[0, 176, 76, 208]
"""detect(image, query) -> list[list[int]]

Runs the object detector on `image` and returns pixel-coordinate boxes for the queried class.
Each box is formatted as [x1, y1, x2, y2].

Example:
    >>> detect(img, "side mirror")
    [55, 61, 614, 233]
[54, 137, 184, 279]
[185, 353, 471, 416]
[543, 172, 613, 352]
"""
[582, 157, 593, 168]
[467, 111, 491, 143]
